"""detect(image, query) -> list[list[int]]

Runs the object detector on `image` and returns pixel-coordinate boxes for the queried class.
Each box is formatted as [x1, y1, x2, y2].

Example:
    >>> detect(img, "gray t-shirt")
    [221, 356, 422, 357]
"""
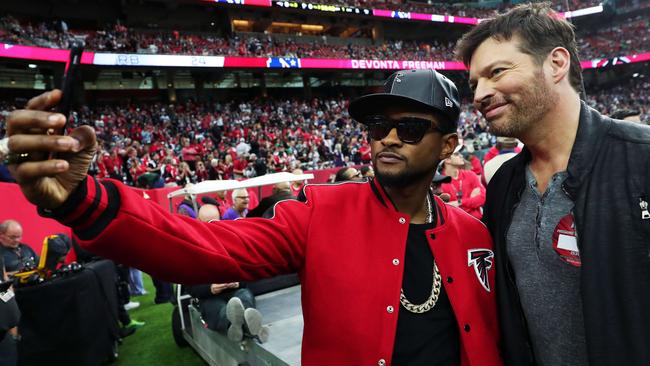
[506, 167, 588, 366]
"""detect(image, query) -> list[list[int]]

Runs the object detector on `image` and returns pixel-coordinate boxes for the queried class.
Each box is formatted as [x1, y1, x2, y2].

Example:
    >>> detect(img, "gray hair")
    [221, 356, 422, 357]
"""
[0, 219, 21, 234]
[231, 188, 249, 201]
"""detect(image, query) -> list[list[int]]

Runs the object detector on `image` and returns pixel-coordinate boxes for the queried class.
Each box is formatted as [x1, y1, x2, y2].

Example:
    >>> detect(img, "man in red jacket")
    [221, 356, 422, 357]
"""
[3, 70, 501, 366]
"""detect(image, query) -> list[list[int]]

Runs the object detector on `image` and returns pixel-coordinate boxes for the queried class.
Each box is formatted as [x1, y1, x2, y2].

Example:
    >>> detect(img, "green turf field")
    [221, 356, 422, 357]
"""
[113, 275, 205, 366]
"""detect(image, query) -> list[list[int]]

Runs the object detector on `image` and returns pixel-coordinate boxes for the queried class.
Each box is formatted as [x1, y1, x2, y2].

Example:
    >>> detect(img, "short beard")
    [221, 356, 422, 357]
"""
[375, 164, 435, 189]
[489, 69, 557, 138]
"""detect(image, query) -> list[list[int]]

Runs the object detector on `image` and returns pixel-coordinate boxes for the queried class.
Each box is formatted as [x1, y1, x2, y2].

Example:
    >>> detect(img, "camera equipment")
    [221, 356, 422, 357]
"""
[12, 234, 75, 287]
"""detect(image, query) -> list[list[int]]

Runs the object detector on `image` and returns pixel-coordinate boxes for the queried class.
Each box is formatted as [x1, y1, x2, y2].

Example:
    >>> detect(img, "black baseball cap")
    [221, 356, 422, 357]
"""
[349, 69, 461, 133]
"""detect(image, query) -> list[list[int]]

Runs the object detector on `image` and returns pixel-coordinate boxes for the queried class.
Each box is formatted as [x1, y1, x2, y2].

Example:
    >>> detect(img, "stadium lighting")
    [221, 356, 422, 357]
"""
[269, 21, 324, 32]
[300, 24, 324, 31]
[28, 64, 37, 69]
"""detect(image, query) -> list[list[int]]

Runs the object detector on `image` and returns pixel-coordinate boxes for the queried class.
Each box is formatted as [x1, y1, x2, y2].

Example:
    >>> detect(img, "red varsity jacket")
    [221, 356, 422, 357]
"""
[43, 176, 501, 366]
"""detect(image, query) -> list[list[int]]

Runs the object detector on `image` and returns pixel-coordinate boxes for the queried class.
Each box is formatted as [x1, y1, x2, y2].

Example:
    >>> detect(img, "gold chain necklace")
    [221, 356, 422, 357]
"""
[399, 193, 442, 314]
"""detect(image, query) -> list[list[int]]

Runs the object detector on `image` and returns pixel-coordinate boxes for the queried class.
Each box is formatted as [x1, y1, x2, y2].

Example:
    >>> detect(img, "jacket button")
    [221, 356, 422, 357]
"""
[386, 306, 394, 314]
[447, 276, 453, 283]
[464, 324, 470, 332]
[378, 359, 386, 366]
[398, 217, 406, 224]
[392, 259, 400, 266]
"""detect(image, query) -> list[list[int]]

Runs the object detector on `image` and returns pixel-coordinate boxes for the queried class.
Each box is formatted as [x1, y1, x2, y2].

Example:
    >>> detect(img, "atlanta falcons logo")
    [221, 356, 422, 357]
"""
[467, 249, 495, 292]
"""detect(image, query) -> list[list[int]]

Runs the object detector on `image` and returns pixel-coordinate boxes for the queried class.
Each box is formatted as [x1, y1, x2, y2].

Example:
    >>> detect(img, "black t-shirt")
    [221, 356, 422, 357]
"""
[391, 222, 460, 366]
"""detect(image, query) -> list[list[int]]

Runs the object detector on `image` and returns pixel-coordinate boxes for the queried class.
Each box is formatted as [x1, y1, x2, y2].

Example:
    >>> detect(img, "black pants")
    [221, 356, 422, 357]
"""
[152, 278, 173, 304]
[114, 263, 131, 326]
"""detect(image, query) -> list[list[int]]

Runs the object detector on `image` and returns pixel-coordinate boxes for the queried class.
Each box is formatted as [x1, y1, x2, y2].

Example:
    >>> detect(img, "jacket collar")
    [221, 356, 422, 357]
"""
[563, 101, 612, 198]
[370, 177, 397, 211]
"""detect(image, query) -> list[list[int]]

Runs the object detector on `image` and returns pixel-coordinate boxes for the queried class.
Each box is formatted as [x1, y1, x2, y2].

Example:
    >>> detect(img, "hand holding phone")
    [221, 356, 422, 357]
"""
[54, 40, 84, 135]
[5, 40, 97, 209]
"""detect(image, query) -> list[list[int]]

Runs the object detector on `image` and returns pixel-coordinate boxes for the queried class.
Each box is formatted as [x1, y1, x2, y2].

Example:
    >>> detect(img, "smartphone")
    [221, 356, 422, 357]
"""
[55, 40, 84, 135]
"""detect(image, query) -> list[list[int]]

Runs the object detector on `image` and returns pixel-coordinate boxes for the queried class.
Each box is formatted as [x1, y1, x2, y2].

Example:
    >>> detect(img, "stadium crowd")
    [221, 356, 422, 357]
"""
[1, 77, 647, 187]
[343, 0, 500, 17]
[275, 0, 599, 16]
[3, 13, 649, 62]
[0, 96, 371, 186]
[1, 3, 649, 366]
[577, 16, 649, 59]
[0, 16, 457, 61]
[585, 78, 650, 120]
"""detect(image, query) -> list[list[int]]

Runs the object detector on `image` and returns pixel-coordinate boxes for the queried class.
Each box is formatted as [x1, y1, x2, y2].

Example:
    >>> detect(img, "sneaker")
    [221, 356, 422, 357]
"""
[226, 297, 245, 342]
[126, 319, 145, 329]
[227, 322, 243, 342]
[124, 301, 140, 311]
[244, 308, 263, 337]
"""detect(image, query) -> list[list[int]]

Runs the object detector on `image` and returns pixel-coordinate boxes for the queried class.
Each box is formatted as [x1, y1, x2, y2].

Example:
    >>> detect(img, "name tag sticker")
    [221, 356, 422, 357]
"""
[0, 288, 15, 303]
[557, 234, 578, 252]
[552, 213, 581, 267]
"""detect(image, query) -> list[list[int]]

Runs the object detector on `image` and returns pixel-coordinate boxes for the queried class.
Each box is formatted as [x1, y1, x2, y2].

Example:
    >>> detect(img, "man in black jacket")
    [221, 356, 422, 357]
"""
[0, 220, 38, 275]
[457, 3, 650, 365]
[246, 181, 297, 218]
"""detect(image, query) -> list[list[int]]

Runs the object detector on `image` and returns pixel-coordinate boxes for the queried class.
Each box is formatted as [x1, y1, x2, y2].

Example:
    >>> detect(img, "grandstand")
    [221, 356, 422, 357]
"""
[0, 0, 648, 363]
[0, 0, 648, 176]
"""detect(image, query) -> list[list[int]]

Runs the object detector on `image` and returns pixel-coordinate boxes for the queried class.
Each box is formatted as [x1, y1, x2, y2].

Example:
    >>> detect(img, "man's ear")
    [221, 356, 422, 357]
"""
[439, 133, 459, 160]
[547, 47, 571, 85]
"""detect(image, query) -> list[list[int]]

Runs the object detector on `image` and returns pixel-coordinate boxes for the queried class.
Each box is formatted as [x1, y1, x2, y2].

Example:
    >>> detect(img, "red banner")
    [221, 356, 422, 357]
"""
[0, 183, 72, 255]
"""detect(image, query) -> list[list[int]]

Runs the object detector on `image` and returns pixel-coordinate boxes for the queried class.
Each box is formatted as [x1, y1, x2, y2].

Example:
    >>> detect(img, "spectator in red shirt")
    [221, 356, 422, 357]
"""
[483, 137, 521, 164]
[212, 190, 229, 217]
[195, 160, 209, 182]
[468, 154, 484, 179]
[219, 155, 234, 180]
[440, 146, 486, 219]
[359, 142, 372, 163]
[232, 154, 248, 179]
[180, 137, 200, 170]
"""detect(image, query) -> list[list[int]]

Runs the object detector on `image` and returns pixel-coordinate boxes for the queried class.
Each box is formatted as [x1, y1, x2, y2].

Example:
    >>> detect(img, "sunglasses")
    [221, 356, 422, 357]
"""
[363, 116, 442, 144]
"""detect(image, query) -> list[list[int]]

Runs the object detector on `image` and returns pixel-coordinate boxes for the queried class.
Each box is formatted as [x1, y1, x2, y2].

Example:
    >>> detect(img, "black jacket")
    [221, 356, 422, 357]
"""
[246, 191, 297, 218]
[483, 102, 650, 365]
